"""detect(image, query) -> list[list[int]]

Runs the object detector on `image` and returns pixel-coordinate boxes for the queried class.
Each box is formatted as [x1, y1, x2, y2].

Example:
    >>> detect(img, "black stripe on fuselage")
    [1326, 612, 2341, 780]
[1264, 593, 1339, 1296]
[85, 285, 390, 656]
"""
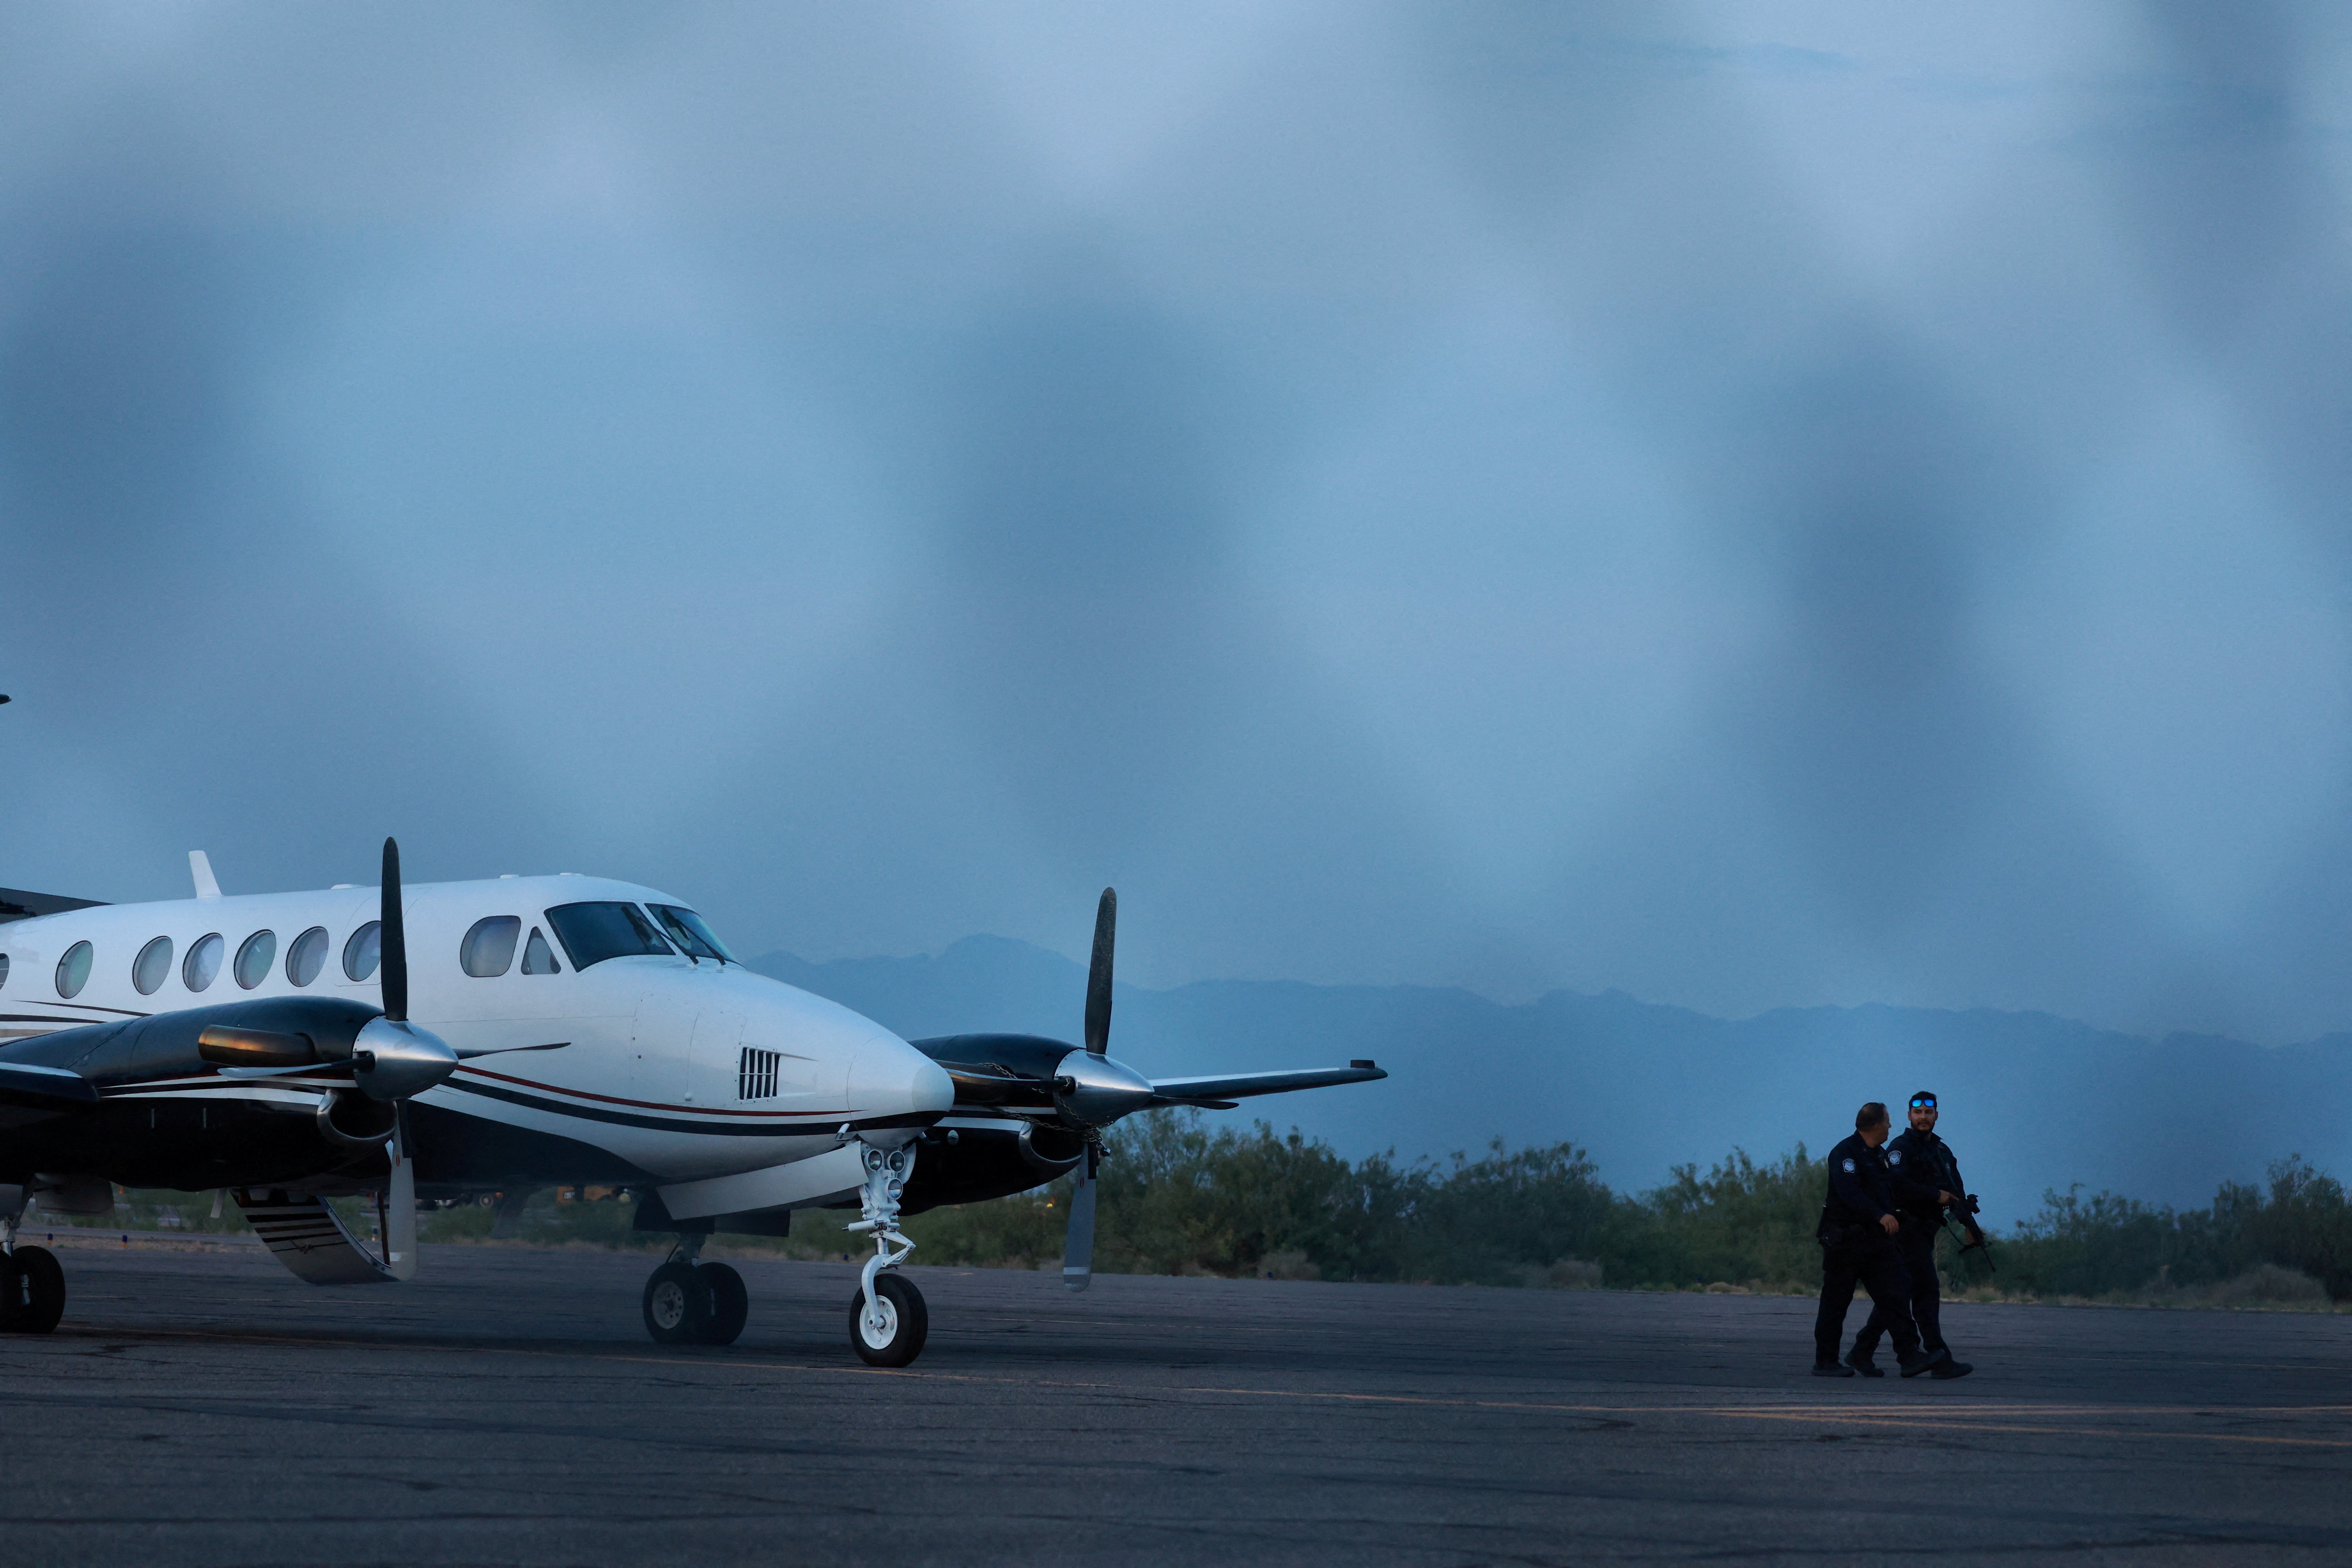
[438, 1075, 931, 1139]
[0, 1004, 149, 1020]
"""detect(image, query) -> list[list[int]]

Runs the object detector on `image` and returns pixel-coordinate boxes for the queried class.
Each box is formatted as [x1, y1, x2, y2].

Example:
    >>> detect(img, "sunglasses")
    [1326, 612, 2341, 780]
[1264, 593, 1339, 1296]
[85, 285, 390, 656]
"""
[1909, 1100, 1937, 1110]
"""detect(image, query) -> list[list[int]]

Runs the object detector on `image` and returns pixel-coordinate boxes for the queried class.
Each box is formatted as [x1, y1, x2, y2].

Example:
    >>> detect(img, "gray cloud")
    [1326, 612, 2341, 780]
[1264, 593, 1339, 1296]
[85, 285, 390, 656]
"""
[7, 2, 2352, 1056]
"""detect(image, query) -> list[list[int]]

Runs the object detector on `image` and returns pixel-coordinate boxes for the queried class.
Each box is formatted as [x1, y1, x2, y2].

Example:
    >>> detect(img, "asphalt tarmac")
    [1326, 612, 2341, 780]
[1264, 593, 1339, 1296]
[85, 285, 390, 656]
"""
[2, 1239, 2348, 1567]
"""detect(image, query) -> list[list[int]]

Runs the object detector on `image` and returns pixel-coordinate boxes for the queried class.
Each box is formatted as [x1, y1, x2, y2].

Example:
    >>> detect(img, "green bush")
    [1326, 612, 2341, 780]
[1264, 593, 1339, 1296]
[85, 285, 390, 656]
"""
[60, 1121, 2352, 1303]
[1994, 1156, 2352, 1301]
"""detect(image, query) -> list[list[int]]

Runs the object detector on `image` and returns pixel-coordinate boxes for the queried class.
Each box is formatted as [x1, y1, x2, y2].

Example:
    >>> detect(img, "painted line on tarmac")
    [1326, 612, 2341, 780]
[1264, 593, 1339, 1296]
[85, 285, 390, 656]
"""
[1719, 1410, 2352, 1449]
[63, 1326, 2352, 1447]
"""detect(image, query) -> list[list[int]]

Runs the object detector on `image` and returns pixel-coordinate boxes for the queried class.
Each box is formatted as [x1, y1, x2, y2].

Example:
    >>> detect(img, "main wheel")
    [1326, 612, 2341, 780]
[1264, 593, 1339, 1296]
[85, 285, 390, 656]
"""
[4, 1247, 64, 1335]
[0, 1254, 20, 1331]
[849, 1273, 927, 1367]
[698, 1262, 748, 1346]
[642, 1260, 711, 1345]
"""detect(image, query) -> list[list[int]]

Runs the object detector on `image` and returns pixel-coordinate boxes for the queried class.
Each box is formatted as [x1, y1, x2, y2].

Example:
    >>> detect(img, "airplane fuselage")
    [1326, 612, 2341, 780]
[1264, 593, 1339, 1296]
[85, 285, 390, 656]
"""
[0, 873, 956, 1198]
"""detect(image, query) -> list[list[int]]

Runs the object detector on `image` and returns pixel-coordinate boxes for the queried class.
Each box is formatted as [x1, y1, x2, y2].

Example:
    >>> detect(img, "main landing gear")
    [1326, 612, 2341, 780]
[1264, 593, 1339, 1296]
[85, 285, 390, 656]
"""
[0, 1202, 65, 1335]
[632, 1138, 927, 1366]
[641, 1234, 749, 1347]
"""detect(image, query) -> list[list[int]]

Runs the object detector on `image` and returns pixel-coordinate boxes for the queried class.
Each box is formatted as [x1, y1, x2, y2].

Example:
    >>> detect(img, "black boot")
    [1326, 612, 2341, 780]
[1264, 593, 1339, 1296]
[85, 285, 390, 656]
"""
[1812, 1361, 1857, 1377]
[1898, 1346, 1952, 1378]
[1928, 1359, 1974, 1379]
[1843, 1347, 1886, 1377]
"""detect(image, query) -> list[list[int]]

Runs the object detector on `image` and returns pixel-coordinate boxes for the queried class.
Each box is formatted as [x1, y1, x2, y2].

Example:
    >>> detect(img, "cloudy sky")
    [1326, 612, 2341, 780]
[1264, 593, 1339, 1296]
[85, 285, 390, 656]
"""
[7, 3, 2352, 1044]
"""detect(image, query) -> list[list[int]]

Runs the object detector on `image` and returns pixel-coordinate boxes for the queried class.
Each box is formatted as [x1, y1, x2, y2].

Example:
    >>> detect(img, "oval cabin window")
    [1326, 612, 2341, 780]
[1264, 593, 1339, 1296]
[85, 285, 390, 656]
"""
[55, 940, 93, 999]
[133, 936, 174, 996]
[184, 933, 223, 992]
[234, 930, 276, 990]
[344, 921, 381, 982]
[286, 926, 329, 987]
[460, 916, 521, 978]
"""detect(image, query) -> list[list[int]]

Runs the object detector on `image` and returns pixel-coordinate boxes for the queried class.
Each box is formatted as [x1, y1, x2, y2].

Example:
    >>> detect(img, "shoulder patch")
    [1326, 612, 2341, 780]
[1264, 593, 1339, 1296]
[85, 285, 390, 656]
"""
[1888, 1150, 1902, 1164]
[1841, 1158, 1855, 1172]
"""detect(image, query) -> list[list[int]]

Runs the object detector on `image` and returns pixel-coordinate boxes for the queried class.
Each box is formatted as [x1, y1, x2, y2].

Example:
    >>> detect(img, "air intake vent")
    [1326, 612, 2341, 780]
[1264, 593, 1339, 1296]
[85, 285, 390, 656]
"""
[738, 1046, 780, 1101]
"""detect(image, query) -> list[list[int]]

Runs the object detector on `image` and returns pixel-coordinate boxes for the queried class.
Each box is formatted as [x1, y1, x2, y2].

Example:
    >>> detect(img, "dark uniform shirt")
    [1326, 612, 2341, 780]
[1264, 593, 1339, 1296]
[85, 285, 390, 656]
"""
[1884, 1127, 1976, 1234]
[1822, 1131, 1902, 1235]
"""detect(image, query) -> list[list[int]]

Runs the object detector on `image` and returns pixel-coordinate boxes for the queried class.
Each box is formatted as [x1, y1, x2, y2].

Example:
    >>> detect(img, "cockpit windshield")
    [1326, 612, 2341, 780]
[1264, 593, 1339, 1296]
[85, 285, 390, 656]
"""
[544, 902, 675, 970]
[649, 904, 736, 964]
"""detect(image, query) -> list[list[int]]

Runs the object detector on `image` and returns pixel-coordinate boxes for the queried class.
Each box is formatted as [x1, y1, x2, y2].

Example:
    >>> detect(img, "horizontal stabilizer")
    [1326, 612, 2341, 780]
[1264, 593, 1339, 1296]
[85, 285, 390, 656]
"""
[1148, 1063, 1387, 1101]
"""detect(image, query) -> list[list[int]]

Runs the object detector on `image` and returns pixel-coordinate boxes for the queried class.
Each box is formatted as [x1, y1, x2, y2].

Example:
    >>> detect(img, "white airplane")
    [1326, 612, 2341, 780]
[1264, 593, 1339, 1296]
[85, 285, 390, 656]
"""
[0, 842, 1385, 1364]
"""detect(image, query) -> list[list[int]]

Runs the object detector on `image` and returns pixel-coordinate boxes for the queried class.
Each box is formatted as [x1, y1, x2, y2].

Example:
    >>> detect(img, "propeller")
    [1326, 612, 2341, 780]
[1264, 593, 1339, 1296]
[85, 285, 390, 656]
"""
[349, 838, 461, 1102]
[1061, 889, 1134, 1291]
[943, 886, 1388, 1293]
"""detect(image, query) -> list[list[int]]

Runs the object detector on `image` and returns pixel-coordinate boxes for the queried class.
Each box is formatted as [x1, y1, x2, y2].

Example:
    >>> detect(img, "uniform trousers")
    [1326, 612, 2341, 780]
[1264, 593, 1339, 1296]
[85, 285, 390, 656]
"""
[1813, 1231, 1922, 1367]
[1852, 1221, 1947, 1358]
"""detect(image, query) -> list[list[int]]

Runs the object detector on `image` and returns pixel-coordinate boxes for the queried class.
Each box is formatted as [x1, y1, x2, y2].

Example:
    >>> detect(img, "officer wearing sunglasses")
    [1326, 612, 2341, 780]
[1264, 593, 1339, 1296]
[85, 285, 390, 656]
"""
[1844, 1091, 1980, 1378]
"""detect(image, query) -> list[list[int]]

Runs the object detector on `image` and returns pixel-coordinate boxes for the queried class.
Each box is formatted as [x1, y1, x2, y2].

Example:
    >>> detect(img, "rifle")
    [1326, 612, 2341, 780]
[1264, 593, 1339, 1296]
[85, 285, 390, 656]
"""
[1940, 1194, 1994, 1274]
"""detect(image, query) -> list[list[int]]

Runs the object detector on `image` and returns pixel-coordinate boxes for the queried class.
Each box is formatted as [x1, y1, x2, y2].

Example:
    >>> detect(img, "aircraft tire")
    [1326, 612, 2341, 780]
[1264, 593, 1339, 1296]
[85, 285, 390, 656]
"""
[698, 1262, 748, 1346]
[849, 1273, 927, 1368]
[5, 1247, 64, 1334]
[642, 1260, 711, 1345]
[0, 1254, 19, 1330]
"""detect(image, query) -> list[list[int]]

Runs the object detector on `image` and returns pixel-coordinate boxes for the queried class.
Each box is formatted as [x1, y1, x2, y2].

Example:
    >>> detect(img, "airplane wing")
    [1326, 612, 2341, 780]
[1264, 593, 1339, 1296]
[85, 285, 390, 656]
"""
[0, 1060, 99, 1115]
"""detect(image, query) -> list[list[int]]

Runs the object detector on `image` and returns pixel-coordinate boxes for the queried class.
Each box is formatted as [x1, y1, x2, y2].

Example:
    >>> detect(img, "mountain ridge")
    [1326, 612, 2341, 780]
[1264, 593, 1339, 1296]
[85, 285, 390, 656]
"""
[748, 936, 2352, 1220]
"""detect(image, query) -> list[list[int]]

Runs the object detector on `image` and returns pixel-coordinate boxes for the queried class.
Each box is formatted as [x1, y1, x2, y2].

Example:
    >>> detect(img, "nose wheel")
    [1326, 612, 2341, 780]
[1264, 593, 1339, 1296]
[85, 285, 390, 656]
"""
[851, 1272, 927, 1366]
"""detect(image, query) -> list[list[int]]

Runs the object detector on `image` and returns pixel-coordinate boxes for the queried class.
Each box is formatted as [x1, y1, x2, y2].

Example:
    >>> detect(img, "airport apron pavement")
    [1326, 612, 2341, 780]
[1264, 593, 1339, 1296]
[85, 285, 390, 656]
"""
[1, 1242, 2347, 1566]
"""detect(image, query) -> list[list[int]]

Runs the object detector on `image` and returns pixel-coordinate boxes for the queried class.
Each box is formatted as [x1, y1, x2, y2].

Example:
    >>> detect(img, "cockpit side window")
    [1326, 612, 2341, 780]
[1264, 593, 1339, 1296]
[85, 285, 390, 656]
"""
[544, 901, 675, 970]
[522, 926, 561, 975]
[649, 904, 735, 964]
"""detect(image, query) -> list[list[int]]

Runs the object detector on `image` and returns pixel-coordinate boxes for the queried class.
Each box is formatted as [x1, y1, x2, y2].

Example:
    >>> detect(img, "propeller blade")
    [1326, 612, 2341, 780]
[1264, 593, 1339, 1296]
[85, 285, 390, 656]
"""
[1062, 1146, 1097, 1292]
[453, 1041, 571, 1060]
[380, 837, 408, 1023]
[1147, 1063, 1388, 1100]
[217, 1060, 356, 1081]
[1083, 887, 1115, 1055]
[380, 1104, 417, 1280]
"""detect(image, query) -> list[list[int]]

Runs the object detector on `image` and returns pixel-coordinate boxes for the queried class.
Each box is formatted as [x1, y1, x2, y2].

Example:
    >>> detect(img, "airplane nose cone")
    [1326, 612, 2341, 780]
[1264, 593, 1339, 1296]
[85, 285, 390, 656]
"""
[848, 1034, 955, 1130]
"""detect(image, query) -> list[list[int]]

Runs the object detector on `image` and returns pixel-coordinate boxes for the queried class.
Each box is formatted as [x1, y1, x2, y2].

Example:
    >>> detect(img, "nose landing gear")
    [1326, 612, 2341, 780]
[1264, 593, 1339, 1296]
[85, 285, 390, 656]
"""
[631, 1139, 927, 1363]
[847, 1140, 926, 1367]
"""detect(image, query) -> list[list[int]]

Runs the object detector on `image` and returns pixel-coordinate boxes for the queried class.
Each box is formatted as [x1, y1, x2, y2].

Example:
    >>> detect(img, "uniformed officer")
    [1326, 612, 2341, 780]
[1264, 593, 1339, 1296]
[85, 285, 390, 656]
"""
[1812, 1101, 1949, 1378]
[1847, 1090, 1978, 1378]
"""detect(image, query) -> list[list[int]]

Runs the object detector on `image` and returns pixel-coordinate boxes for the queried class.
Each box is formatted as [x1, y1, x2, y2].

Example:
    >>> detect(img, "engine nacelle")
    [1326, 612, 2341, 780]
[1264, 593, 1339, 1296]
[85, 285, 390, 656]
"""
[898, 1118, 1085, 1214]
[0, 998, 403, 1191]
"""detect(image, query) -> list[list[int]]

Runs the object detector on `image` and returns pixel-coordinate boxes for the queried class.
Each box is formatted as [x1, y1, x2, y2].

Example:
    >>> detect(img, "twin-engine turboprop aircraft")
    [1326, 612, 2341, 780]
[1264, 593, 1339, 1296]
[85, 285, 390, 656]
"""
[0, 843, 1385, 1364]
